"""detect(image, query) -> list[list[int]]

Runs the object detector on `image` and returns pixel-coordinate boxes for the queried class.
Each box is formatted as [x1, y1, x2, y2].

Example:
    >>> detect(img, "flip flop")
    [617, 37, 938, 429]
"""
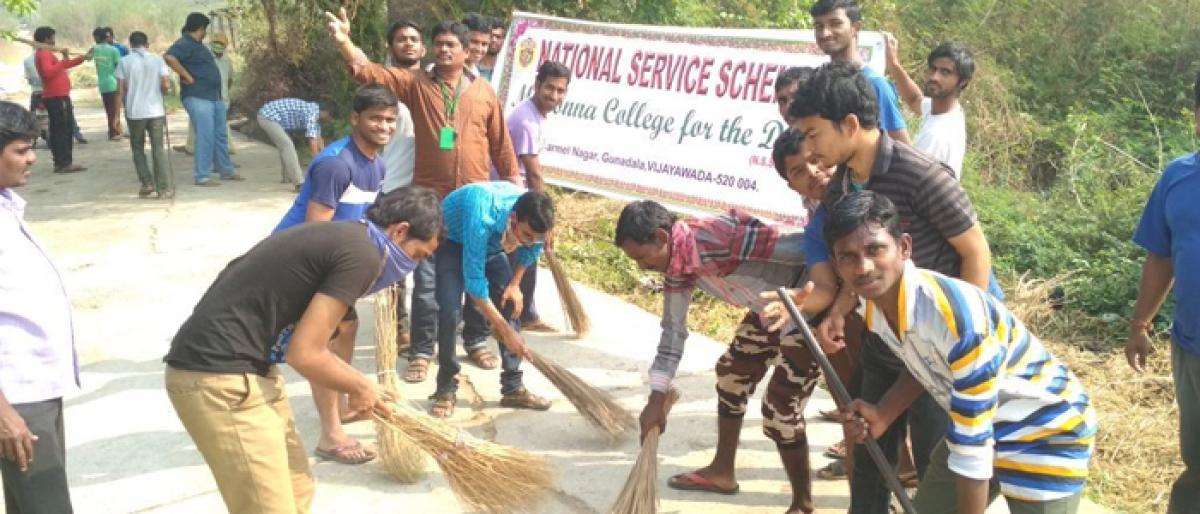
[314, 441, 376, 465]
[817, 460, 847, 480]
[667, 472, 740, 495]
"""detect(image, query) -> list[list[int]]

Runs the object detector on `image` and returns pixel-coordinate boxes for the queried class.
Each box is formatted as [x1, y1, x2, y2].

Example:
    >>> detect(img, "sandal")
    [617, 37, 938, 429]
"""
[522, 319, 557, 333]
[138, 185, 156, 198]
[899, 470, 919, 488]
[404, 358, 429, 383]
[499, 389, 551, 411]
[467, 346, 499, 370]
[824, 440, 847, 459]
[666, 471, 740, 495]
[429, 392, 456, 418]
[817, 460, 848, 480]
[314, 441, 376, 465]
[819, 408, 841, 422]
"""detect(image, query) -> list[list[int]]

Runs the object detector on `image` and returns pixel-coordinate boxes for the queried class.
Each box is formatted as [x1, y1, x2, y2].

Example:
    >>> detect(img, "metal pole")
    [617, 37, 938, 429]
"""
[776, 287, 919, 514]
[162, 105, 177, 205]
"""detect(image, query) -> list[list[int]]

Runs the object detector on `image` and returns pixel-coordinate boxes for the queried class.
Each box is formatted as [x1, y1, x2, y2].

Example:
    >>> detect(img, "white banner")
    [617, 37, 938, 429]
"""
[494, 12, 886, 226]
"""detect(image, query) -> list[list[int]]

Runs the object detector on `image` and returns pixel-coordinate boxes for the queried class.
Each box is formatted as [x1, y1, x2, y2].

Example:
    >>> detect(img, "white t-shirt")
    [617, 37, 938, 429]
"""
[915, 97, 966, 179]
[114, 49, 170, 120]
[381, 101, 417, 193]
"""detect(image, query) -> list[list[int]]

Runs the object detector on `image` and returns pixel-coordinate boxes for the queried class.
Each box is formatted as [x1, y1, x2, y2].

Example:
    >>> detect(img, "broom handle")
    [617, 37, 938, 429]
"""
[14, 36, 82, 55]
[775, 287, 919, 514]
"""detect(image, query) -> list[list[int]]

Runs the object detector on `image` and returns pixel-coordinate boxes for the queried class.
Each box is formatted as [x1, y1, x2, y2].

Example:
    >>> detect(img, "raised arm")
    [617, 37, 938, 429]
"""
[884, 33, 924, 114]
[324, 7, 415, 102]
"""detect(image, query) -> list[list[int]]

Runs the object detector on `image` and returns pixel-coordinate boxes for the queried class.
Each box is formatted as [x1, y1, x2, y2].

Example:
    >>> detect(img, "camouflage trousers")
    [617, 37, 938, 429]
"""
[715, 311, 821, 447]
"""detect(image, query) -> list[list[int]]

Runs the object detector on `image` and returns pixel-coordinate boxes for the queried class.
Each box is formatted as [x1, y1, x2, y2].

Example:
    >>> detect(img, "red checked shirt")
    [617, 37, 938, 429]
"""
[649, 210, 806, 391]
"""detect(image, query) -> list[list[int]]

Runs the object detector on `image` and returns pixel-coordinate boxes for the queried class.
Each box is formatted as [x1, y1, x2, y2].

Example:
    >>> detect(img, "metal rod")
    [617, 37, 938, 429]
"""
[776, 287, 919, 514]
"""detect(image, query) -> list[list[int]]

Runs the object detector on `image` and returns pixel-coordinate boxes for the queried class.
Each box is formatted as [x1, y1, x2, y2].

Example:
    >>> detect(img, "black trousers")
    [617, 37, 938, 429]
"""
[42, 97, 74, 168]
[0, 398, 73, 514]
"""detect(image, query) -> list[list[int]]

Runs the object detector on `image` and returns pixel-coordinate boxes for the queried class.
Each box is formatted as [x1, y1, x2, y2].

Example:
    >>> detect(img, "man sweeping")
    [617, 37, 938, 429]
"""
[270, 84, 398, 465]
[164, 186, 442, 514]
[815, 191, 1096, 514]
[614, 190, 838, 514]
[428, 182, 555, 418]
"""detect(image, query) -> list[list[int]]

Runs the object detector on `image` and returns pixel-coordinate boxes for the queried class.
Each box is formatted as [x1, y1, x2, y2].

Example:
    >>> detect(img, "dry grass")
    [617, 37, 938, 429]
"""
[550, 189, 1181, 513]
[527, 349, 636, 438]
[373, 400, 554, 514]
[609, 388, 682, 514]
[372, 286, 426, 483]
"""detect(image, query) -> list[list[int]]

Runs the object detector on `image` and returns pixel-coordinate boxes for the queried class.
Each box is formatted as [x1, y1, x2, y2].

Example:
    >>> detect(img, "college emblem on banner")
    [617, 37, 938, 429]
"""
[516, 38, 539, 71]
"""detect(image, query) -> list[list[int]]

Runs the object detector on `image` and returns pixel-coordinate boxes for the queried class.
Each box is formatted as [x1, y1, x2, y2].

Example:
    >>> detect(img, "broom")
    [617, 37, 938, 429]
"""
[373, 285, 426, 483]
[545, 248, 590, 338]
[610, 388, 682, 514]
[372, 399, 554, 514]
[526, 349, 636, 438]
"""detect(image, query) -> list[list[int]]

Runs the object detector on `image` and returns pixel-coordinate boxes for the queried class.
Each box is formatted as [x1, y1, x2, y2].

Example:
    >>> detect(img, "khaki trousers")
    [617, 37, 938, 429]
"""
[165, 366, 313, 514]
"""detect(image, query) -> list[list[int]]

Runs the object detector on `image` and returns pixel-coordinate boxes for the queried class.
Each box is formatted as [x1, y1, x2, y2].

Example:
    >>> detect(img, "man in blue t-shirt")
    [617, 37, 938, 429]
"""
[271, 85, 399, 465]
[810, 0, 910, 145]
[165, 12, 240, 186]
[1126, 71, 1200, 514]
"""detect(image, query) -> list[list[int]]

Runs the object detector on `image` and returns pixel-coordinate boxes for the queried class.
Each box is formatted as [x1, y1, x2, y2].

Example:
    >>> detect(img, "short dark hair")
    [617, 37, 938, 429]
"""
[352, 85, 399, 113]
[367, 186, 443, 241]
[775, 66, 815, 92]
[0, 101, 40, 150]
[387, 19, 421, 45]
[429, 21, 469, 48]
[512, 191, 555, 233]
[823, 191, 902, 250]
[771, 129, 805, 180]
[790, 61, 879, 129]
[93, 28, 108, 43]
[104, 27, 115, 37]
[809, 0, 863, 22]
[183, 12, 210, 33]
[129, 31, 149, 47]
[488, 16, 506, 31]
[33, 26, 55, 43]
[462, 13, 489, 33]
[614, 200, 677, 246]
[536, 61, 571, 84]
[928, 42, 976, 90]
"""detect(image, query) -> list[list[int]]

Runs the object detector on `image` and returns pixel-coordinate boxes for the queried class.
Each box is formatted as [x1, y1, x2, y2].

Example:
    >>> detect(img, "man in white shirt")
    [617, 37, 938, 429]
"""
[884, 35, 974, 179]
[115, 31, 173, 198]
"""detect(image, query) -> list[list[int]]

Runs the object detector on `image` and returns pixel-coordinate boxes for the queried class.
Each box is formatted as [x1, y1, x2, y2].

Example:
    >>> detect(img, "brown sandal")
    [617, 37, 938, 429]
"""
[404, 358, 429, 383]
[466, 346, 499, 370]
[429, 392, 456, 418]
[499, 389, 551, 411]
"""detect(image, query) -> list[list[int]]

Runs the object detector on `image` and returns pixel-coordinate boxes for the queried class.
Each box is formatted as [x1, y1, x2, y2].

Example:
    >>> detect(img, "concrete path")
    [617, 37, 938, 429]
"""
[8, 101, 1107, 514]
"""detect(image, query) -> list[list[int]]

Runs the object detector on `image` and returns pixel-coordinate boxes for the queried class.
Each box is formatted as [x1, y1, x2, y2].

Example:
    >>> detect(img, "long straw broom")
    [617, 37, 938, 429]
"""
[372, 399, 554, 514]
[610, 388, 682, 514]
[526, 349, 636, 438]
[545, 248, 590, 338]
[373, 285, 426, 482]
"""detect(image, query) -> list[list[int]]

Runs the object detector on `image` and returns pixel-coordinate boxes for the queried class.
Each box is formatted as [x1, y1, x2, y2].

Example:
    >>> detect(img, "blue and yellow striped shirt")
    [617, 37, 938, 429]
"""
[861, 261, 1095, 501]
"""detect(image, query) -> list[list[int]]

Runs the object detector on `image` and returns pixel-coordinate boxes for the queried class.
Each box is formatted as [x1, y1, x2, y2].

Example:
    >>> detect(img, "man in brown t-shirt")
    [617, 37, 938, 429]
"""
[164, 187, 441, 514]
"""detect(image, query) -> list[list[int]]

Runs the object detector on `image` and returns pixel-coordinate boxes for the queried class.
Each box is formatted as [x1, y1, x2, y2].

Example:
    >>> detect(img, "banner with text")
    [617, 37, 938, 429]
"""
[494, 12, 886, 226]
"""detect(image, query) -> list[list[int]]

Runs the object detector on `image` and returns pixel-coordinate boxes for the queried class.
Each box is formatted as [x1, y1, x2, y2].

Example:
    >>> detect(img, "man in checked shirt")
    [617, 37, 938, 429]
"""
[615, 196, 839, 514]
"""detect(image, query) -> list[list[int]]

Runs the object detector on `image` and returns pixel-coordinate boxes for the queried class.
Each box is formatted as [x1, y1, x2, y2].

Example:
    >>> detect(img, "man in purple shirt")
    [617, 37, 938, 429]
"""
[0, 101, 78, 514]
[477, 61, 570, 337]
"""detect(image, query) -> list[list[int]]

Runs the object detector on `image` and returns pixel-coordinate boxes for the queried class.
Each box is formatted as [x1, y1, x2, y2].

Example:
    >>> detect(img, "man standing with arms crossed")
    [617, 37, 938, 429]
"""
[324, 8, 523, 384]
[884, 35, 974, 179]
[0, 101, 79, 514]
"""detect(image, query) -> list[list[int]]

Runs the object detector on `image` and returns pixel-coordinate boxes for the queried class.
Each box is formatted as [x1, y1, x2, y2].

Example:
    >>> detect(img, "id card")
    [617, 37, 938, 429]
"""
[439, 126, 456, 150]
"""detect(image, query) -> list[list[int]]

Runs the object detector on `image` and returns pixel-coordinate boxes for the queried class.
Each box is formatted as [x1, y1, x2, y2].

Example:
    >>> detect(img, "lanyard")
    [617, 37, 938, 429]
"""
[437, 75, 466, 120]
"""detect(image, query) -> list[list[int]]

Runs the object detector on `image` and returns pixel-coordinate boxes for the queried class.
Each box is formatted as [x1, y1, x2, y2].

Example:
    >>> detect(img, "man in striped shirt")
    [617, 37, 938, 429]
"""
[258, 97, 332, 189]
[823, 191, 1094, 513]
[791, 60, 999, 512]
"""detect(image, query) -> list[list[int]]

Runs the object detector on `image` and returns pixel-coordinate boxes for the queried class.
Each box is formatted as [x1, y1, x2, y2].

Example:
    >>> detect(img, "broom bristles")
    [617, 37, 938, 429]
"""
[610, 388, 682, 514]
[545, 249, 591, 338]
[373, 285, 426, 483]
[373, 399, 554, 514]
[527, 349, 636, 438]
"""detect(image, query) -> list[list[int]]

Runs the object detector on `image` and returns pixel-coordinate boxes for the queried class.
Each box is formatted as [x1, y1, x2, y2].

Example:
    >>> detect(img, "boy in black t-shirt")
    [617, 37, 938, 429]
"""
[164, 186, 441, 514]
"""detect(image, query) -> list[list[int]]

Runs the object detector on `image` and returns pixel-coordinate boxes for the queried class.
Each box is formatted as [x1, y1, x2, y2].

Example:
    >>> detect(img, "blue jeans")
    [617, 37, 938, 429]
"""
[182, 96, 233, 183]
[433, 241, 524, 396]
[462, 253, 540, 346]
[850, 332, 949, 514]
[408, 257, 439, 361]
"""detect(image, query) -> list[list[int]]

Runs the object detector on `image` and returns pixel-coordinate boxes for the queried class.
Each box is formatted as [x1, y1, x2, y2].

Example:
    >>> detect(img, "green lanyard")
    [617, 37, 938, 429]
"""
[438, 77, 465, 120]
